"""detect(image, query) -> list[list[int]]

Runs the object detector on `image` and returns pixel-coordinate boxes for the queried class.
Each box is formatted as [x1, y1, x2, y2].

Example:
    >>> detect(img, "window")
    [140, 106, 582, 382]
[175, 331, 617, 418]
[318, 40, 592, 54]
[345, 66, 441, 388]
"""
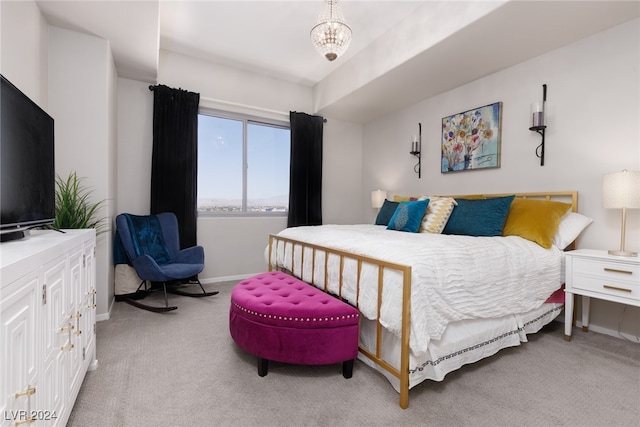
[197, 111, 290, 215]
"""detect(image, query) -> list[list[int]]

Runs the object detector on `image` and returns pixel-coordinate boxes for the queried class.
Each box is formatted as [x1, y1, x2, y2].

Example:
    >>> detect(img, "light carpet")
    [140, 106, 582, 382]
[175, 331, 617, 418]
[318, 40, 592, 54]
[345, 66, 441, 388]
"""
[67, 281, 640, 427]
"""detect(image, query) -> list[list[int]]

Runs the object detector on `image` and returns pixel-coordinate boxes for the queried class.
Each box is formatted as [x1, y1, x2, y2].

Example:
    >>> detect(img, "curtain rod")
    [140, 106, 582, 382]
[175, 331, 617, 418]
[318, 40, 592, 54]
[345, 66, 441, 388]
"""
[148, 85, 326, 123]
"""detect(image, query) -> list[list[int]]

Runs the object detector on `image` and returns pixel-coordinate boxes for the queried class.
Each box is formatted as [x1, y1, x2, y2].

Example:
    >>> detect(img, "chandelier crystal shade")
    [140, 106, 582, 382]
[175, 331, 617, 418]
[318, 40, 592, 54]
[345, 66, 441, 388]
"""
[310, 0, 352, 61]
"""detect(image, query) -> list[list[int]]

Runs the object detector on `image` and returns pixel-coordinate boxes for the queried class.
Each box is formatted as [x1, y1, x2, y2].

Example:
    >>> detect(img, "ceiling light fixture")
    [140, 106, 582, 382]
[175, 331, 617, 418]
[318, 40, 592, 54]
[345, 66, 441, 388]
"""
[310, 0, 352, 61]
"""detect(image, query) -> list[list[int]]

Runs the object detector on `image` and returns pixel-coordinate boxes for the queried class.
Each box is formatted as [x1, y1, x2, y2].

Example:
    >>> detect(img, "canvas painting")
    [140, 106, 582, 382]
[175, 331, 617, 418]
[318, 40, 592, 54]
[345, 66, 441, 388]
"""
[441, 102, 502, 173]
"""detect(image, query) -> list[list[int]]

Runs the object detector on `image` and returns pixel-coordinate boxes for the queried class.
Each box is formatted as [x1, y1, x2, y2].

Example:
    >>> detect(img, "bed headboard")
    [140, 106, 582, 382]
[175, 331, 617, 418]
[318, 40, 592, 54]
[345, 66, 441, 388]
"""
[448, 191, 578, 213]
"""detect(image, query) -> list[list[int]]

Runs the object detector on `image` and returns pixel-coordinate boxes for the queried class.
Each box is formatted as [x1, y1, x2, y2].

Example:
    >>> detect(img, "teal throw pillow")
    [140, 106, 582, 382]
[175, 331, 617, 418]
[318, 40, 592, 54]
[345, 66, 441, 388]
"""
[387, 199, 429, 233]
[375, 199, 399, 226]
[442, 195, 515, 237]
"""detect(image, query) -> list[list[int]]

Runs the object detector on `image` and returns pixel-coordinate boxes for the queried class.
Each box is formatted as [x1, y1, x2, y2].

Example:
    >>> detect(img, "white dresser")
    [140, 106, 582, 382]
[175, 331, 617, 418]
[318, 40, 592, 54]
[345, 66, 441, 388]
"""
[564, 248, 640, 341]
[0, 230, 97, 426]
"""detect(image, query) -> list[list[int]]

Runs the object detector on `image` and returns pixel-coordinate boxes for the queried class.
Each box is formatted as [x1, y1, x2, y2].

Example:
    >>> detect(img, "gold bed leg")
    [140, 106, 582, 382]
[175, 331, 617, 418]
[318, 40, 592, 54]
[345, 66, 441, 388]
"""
[399, 266, 412, 409]
[268, 236, 274, 271]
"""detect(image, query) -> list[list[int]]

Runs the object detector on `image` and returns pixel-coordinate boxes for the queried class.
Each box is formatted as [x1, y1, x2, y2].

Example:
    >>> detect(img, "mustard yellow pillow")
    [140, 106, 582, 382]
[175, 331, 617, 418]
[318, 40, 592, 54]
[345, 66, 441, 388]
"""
[503, 199, 571, 248]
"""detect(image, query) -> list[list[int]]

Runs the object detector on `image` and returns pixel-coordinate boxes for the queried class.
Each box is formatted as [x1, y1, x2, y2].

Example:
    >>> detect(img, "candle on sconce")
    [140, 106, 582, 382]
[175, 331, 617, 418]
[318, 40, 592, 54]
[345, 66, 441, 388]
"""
[411, 135, 418, 153]
[531, 102, 544, 127]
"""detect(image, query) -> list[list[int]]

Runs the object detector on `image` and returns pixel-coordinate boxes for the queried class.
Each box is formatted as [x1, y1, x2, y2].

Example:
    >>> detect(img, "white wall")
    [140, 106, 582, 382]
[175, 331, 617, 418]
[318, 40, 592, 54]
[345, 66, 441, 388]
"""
[48, 26, 117, 319]
[0, 0, 48, 107]
[322, 118, 364, 224]
[362, 19, 640, 339]
[116, 77, 154, 215]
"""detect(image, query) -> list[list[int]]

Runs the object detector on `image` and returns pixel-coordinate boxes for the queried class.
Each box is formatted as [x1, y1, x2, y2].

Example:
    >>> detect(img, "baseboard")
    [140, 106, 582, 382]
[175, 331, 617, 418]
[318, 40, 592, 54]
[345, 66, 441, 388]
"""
[96, 296, 114, 322]
[201, 273, 259, 285]
[575, 321, 639, 342]
[553, 317, 639, 342]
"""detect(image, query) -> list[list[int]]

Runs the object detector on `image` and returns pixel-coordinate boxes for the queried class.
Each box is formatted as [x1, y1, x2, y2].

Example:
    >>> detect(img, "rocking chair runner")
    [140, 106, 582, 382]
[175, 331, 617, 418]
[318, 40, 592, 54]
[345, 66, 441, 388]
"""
[114, 212, 218, 312]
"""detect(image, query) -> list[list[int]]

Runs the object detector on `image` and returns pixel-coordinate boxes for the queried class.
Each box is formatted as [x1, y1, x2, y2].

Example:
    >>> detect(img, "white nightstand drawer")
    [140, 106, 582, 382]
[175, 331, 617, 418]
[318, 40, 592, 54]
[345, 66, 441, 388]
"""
[571, 274, 640, 301]
[573, 258, 640, 281]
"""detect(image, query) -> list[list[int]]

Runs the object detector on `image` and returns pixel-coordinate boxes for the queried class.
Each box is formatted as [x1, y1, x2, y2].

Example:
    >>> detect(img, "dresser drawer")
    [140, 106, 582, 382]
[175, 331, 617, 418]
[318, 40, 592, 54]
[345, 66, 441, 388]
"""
[572, 258, 640, 281]
[571, 274, 640, 301]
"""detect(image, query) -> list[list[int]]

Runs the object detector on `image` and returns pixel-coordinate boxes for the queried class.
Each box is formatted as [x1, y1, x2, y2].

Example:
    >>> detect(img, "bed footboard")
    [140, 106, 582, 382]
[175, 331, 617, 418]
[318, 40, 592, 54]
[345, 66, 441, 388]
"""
[268, 234, 413, 409]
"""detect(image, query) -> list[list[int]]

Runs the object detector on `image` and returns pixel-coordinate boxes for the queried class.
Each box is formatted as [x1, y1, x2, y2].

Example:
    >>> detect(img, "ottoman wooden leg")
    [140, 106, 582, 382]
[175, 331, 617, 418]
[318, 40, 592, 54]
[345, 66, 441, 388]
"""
[258, 357, 269, 377]
[342, 359, 354, 379]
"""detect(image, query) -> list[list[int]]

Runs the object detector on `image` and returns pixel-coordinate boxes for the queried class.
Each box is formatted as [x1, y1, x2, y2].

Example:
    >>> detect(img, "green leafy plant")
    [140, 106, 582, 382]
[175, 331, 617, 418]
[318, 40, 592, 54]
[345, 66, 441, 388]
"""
[53, 171, 107, 234]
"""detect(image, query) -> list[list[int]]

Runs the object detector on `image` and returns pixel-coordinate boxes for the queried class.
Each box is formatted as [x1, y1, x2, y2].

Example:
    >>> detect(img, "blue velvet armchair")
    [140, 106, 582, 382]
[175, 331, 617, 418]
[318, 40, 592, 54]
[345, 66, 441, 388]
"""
[115, 212, 217, 312]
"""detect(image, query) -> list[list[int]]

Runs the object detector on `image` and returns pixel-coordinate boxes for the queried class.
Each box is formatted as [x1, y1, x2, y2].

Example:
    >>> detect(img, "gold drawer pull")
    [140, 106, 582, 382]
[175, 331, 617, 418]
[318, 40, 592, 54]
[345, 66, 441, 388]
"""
[15, 418, 36, 425]
[74, 330, 83, 335]
[69, 312, 82, 319]
[60, 325, 75, 332]
[603, 284, 632, 293]
[604, 267, 633, 275]
[61, 343, 75, 351]
[14, 386, 36, 399]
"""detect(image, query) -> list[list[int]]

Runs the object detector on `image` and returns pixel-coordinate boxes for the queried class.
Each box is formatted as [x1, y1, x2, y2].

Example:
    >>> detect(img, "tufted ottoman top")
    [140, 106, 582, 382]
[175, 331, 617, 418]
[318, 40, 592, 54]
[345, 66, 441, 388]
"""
[231, 271, 359, 329]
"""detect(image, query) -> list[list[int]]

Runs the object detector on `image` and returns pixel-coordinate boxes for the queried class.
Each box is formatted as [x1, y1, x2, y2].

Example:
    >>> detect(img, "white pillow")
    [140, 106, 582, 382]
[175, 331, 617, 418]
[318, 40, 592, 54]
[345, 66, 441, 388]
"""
[553, 211, 593, 249]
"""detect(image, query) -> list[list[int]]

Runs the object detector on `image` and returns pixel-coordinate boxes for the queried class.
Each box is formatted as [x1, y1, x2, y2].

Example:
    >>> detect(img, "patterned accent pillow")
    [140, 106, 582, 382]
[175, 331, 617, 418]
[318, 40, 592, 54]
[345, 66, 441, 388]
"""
[387, 199, 429, 233]
[418, 196, 458, 234]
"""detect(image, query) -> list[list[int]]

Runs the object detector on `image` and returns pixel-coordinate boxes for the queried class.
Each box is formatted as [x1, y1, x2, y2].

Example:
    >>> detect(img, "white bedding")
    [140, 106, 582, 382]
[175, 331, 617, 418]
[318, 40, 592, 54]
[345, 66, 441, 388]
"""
[358, 302, 564, 391]
[269, 224, 564, 357]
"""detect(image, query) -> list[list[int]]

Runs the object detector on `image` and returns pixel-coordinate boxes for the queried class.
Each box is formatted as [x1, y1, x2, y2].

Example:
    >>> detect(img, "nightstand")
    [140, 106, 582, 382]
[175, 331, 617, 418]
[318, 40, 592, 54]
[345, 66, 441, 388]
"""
[564, 249, 640, 341]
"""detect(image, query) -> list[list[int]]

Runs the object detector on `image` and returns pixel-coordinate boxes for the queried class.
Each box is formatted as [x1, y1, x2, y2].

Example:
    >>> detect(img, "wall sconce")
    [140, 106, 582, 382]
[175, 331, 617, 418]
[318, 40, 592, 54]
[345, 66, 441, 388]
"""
[371, 190, 387, 210]
[529, 84, 547, 166]
[410, 123, 422, 178]
[602, 169, 640, 256]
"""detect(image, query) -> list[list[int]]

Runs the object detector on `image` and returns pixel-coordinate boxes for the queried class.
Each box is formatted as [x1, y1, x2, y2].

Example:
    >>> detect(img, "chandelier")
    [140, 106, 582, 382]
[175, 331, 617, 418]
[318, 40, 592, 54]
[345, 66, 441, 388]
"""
[310, 0, 352, 61]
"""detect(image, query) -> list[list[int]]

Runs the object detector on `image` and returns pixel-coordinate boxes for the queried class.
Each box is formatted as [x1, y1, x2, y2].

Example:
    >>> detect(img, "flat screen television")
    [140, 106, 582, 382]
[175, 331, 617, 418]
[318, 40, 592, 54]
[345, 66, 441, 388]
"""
[1, 74, 56, 242]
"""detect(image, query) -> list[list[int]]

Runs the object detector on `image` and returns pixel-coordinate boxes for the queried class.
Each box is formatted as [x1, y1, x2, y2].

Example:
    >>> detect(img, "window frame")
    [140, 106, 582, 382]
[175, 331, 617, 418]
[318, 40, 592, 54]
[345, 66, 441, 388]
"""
[197, 108, 290, 218]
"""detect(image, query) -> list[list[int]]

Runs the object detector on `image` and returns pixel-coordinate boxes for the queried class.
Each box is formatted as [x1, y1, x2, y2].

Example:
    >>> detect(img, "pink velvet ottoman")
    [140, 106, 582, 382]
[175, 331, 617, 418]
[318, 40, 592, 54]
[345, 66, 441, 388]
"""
[229, 271, 360, 378]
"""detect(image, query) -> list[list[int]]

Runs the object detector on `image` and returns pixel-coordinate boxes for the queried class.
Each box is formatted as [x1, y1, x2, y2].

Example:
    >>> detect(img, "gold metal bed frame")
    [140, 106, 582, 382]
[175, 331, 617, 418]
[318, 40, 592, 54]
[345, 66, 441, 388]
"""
[267, 191, 578, 409]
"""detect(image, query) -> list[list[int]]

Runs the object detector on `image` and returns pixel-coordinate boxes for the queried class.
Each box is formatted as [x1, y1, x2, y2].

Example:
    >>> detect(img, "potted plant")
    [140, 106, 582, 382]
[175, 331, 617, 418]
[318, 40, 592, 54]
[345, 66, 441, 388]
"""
[53, 171, 107, 234]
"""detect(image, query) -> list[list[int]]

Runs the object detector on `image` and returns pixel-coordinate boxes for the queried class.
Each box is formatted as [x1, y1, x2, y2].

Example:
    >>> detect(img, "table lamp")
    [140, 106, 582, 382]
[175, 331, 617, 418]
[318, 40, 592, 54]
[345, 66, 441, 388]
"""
[371, 190, 387, 210]
[602, 169, 640, 256]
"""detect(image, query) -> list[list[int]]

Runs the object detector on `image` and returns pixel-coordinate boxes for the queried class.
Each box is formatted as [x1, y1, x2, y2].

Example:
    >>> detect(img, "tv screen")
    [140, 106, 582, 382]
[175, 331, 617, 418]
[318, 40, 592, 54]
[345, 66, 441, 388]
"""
[1, 74, 55, 241]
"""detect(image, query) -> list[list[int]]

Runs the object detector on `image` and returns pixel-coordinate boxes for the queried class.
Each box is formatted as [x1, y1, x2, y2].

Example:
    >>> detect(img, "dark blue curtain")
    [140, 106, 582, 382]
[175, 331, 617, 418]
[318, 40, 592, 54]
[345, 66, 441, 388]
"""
[150, 85, 200, 249]
[287, 112, 324, 227]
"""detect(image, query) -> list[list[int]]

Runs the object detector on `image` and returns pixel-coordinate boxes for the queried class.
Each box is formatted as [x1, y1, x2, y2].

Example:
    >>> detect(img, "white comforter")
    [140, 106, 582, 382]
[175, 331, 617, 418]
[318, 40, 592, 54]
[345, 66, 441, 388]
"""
[268, 224, 564, 357]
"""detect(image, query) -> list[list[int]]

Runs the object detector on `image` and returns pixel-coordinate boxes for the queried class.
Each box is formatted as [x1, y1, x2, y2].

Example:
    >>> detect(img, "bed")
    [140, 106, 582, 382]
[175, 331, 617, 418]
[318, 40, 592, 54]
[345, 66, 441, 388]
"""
[266, 192, 591, 409]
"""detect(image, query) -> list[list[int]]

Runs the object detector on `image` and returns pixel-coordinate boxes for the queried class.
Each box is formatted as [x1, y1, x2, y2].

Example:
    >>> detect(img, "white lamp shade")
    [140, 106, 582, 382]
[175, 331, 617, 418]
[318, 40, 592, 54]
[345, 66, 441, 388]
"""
[602, 170, 640, 209]
[371, 190, 387, 209]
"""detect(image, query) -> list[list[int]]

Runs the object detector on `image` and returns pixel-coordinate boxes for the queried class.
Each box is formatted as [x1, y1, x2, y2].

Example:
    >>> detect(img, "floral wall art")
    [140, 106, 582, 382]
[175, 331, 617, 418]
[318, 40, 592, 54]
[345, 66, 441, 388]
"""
[441, 102, 502, 173]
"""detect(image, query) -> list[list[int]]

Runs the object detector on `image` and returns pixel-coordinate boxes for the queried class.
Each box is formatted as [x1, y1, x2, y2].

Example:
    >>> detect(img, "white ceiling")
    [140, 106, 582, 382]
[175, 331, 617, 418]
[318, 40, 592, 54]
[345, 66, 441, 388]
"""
[35, 1, 640, 123]
[159, 1, 427, 86]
